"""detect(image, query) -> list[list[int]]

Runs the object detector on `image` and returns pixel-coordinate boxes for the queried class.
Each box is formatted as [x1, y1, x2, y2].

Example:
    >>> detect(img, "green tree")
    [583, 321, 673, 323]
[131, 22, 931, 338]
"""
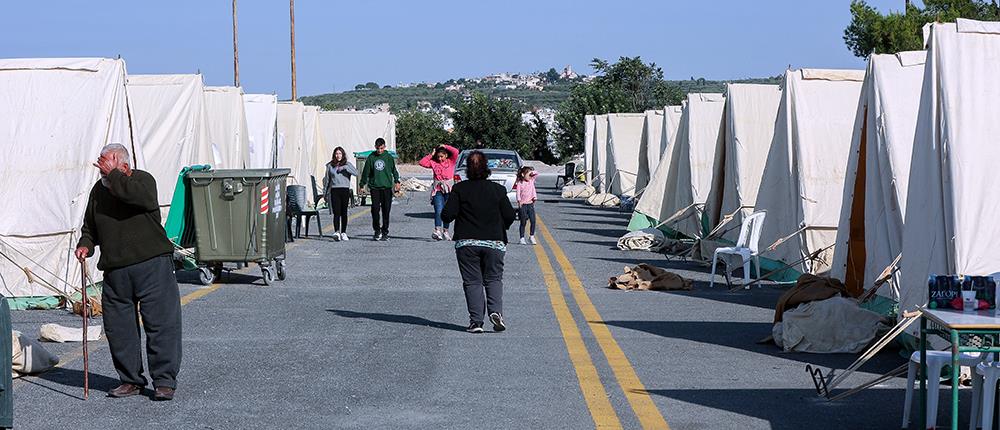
[545, 67, 561, 82]
[527, 111, 558, 164]
[364, 82, 380, 90]
[395, 110, 452, 163]
[844, 0, 1000, 57]
[553, 56, 683, 160]
[354, 84, 366, 91]
[451, 93, 531, 155]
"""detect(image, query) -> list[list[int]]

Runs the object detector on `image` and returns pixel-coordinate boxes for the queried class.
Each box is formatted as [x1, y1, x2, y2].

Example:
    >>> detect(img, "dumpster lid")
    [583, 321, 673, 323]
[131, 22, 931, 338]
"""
[186, 168, 291, 179]
[354, 150, 398, 159]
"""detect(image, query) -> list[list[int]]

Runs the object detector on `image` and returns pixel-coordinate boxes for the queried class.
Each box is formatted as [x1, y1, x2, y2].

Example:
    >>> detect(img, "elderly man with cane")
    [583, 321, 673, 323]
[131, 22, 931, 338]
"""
[74, 143, 182, 401]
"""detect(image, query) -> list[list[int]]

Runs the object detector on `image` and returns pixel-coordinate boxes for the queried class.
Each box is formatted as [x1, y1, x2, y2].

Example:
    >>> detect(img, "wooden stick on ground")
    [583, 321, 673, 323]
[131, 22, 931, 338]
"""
[80, 261, 89, 400]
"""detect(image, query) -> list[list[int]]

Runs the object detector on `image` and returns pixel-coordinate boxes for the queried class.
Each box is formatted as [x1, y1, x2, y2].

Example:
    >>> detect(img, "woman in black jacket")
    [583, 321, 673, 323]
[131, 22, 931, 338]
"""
[441, 151, 516, 333]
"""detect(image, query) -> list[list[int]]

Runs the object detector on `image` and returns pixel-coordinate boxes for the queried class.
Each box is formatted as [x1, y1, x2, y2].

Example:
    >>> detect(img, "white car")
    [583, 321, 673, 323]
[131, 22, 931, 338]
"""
[455, 149, 522, 209]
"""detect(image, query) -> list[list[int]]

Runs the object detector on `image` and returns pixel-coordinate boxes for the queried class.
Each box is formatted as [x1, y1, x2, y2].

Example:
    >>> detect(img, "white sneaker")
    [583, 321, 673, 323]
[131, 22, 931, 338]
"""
[341, 233, 349, 242]
[529, 236, 537, 245]
[333, 232, 341, 241]
[519, 237, 527, 245]
[432, 228, 443, 241]
[442, 230, 452, 241]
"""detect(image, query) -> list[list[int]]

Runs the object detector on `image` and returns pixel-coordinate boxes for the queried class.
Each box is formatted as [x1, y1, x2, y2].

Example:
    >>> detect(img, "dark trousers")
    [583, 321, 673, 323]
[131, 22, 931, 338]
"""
[102, 254, 182, 389]
[456, 246, 505, 323]
[328, 188, 351, 233]
[370, 187, 393, 234]
[518, 203, 536, 237]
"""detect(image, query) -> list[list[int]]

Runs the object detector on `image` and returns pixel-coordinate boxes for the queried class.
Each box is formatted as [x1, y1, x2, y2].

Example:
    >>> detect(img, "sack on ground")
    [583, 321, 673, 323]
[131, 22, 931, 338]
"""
[586, 193, 620, 207]
[562, 184, 595, 199]
[39, 323, 103, 343]
[12, 330, 58, 376]
[400, 177, 431, 192]
[773, 274, 850, 323]
[609, 264, 692, 291]
[617, 229, 666, 252]
[772, 297, 886, 354]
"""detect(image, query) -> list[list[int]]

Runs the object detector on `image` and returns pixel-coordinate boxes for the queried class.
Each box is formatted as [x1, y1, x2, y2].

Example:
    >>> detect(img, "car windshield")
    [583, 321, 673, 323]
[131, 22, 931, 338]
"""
[458, 153, 520, 171]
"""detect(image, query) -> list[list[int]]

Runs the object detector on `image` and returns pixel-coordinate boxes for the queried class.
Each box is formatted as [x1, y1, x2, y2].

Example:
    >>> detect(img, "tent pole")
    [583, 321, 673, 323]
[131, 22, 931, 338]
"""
[290, 0, 297, 101]
[232, 0, 240, 87]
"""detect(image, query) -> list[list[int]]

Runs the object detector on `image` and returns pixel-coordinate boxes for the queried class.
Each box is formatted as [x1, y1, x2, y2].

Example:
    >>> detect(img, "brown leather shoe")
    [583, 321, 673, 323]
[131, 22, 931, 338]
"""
[107, 383, 142, 398]
[153, 386, 175, 401]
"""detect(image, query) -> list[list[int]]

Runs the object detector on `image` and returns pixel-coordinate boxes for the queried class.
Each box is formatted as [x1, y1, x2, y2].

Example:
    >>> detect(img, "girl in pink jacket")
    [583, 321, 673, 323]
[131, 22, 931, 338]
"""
[515, 166, 539, 245]
[419, 144, 460, 240]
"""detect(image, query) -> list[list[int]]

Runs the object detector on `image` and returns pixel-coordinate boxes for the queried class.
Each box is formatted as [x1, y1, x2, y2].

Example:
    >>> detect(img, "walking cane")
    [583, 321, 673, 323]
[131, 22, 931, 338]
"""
[79, 261, 89, 400]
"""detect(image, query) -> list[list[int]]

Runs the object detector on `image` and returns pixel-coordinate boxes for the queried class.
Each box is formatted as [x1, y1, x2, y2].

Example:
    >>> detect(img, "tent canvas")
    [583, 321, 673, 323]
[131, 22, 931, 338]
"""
[302, 106, 322, 189]
[127, 74, 210, 217]
[830, 52, 925, 299]
[203, 86, 250, 169]
[277, 101, 307, 184]
[605, 113, 646, 196]
[0, 58, 139, 300]
[244, 93, 278, 169]
[315, 111, 396, 188]
[627, 105, 683, 232]
[583, 114, 595, 185]
[636, 110, 664, 194]
[592, 115, 609, 192]
[900, 19, 1000, 315]
[754, 69, 864, 280]
[703, 84, 782, 244]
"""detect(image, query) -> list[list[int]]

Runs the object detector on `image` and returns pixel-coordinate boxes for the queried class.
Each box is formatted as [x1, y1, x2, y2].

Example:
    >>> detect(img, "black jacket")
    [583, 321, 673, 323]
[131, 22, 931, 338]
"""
[441, 179, 516, 243]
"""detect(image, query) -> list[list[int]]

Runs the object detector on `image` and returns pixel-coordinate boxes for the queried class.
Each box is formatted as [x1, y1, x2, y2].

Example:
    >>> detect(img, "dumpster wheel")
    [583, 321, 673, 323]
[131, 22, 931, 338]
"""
[198, 267, 216, 286]
[276, 260, 286, 281]
[261, 265, 276, 286]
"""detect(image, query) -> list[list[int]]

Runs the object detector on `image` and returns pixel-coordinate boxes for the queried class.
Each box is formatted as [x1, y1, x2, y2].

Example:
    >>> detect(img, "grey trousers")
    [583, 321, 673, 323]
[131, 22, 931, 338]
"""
[102, 254, 182, 389]
[456, 246, 505, 323]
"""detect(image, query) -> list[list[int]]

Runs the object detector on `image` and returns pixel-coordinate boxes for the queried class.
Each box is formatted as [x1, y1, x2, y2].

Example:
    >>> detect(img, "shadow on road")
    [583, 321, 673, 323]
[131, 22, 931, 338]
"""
[327, 309, 467, 332]
[22, 367, 121, 400]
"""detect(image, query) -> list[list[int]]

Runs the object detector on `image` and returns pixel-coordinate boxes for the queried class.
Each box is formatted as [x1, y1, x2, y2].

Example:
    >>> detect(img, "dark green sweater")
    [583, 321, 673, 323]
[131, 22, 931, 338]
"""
[77, 169, 174, 271]
[359, 151, 400, 189]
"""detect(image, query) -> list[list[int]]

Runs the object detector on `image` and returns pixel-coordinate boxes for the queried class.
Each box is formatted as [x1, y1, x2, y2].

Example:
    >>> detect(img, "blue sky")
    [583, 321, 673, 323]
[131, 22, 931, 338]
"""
[3, 1, 910, 99]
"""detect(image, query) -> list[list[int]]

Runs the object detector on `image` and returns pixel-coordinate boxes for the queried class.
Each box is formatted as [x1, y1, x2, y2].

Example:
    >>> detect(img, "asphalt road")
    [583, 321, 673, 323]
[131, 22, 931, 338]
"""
[11, 175, 936, 429]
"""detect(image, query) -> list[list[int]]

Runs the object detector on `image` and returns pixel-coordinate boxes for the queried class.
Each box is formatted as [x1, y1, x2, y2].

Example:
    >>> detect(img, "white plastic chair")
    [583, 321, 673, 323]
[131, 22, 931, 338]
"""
[974, 362, 1000, 430]
[901, 351, 987, 430]
[709, 211, 766, 289]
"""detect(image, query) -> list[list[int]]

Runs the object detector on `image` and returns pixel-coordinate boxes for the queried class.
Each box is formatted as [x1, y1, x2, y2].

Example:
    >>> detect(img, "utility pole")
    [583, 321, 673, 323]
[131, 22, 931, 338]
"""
[233, 0, 240, 87]
[290, 0, 297, 101]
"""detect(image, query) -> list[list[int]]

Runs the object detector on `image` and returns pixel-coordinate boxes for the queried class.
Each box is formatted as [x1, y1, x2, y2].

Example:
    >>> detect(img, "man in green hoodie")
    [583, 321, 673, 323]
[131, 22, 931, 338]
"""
[360, 138, 401, 241]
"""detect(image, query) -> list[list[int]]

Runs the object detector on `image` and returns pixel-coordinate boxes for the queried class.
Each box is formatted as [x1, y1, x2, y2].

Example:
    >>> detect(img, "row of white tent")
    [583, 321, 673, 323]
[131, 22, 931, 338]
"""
[584, 19, 1000, 317]
[0, 57, 396, 301]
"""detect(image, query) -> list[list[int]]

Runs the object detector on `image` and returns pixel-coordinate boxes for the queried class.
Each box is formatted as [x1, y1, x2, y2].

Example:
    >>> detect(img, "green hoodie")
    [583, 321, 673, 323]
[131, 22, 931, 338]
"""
[360, 150, 400, 189]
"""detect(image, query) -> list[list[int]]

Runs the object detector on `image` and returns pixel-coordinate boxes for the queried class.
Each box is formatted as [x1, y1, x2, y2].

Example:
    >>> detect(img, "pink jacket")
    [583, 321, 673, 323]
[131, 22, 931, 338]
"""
[515, 171, 538, 205]
[419, 145, 460, 194]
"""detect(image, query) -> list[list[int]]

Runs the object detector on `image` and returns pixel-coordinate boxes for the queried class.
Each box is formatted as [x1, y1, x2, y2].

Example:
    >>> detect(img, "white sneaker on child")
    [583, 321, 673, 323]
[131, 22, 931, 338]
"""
[432, 228, 443, 241]
[443, 230, 452, 241]
[519, 237, 527, 245]
[333, 232, 341, 241]
[341, 233, 349, 242]
[529, 236, 537, 245]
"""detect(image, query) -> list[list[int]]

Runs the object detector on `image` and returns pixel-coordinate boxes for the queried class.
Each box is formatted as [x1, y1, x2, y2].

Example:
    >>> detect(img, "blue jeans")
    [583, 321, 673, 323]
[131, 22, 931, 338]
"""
[432, 192, 450, 228]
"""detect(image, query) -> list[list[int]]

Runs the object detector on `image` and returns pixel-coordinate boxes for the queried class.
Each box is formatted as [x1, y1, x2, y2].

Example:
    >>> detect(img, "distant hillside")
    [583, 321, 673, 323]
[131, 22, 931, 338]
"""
[300, 76, 782, 112]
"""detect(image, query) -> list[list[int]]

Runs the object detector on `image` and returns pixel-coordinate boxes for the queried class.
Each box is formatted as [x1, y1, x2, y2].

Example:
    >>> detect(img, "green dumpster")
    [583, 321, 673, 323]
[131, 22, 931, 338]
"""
[187, 168, 290, 285]
[354, 150, 397, 206]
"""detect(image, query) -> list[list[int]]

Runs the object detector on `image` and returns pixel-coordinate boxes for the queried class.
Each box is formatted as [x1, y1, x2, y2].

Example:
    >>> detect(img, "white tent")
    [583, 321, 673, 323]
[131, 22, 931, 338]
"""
[605, 113, 646, 197]
[302, 105, 323, 187]
[203, 86, 250, 169]
[830, 52, 925, 299]
[127, 74, 210, 215]
[592, 115, 609, 192]
[315, 111, 396, 186]
[276, 101, 306, 184]
[243, 93, 278, 169]
[0, 58, 139, 300]
[754, 69, 864, 279]
[627, 105, 683, 232]
[583, 114, 595, 184]
[659, 93, 726, 239]
[900, 19, 1000, 313]
[703, 84, 781, 244]
[636, 110, 664, 193]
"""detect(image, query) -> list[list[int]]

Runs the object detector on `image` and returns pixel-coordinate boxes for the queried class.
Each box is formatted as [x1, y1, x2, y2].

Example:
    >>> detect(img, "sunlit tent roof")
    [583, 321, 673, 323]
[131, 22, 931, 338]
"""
[127, 74, 210, 216]
[302, 105, 323, 186]
[277, 101, 307, 185]
[829, 52, 925, 300]
[753, 68, 864, 280]
[583, 114, 595, 184]
[900, 19, 1000, 314]
[636, 110, 664, 194]
[605, 113, 646, 197]
[243, 93, 278, 169]
[703, 84, 781, 244]
[203, 86, 250, 169]
[628, 105, 683, 232]
[0, 58, 139, 300]
[592, 115, 609, 192]
[315, 111, 397, 186]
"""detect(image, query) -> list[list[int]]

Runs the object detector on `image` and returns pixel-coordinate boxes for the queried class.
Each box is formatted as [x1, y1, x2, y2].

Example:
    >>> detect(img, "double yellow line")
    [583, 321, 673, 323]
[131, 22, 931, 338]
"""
[533, 217, 670, 430]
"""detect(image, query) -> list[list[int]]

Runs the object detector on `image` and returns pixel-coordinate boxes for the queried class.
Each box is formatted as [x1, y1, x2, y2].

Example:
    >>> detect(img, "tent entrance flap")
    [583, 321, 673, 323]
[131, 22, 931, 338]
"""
[844, 108, 868, 297]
